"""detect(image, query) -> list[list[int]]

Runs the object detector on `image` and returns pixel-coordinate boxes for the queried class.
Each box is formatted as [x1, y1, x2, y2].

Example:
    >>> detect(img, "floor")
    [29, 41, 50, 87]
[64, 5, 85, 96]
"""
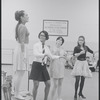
[1, 65, 99, 100]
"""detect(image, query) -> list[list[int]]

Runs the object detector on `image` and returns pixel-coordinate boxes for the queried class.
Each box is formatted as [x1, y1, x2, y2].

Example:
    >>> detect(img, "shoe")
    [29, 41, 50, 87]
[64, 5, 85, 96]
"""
[14, 94, 25, 99]
[78, 93, 86, 99]
[74, 94, 77, 99]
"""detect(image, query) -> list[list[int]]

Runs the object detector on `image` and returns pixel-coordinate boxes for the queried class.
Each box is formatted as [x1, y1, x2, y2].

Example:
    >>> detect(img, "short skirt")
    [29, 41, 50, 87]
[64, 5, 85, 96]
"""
[50, 58, 66, 79]
[13, 43, 29, 72]
[29, 61, 50, 81]
[71, 60, 92, 78]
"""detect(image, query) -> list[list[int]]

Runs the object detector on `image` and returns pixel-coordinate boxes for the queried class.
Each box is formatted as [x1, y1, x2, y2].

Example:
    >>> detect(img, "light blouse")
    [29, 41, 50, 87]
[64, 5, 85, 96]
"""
[33, 41, 59, 63]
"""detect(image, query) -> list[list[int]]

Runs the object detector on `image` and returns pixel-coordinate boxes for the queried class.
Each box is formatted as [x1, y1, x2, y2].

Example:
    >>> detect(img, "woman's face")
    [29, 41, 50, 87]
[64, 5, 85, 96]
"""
[78, 37, 85, 46]
[56, 38, 63, 47]
[21, 12, 29, 23]
[39, 32, 46, 42]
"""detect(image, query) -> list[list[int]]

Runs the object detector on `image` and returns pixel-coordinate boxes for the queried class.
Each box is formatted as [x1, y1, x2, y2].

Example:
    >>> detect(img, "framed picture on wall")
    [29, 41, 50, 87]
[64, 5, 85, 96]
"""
[43, 20, 69, 36]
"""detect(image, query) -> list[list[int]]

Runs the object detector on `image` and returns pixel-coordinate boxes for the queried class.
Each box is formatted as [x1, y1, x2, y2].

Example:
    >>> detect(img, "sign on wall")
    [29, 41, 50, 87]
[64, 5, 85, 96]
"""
[43, 20, 69, 36]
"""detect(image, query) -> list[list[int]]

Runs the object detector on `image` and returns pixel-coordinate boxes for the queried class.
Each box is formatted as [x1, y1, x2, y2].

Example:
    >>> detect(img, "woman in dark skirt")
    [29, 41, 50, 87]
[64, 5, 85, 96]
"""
[29, 30, 59, 100]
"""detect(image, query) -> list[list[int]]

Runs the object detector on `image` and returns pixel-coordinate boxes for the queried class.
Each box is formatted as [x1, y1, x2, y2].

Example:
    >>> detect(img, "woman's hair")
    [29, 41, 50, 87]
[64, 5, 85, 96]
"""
[15, 10, 25, 22]
[15, 10, 25, 40]
[77, 36, 87, 51]
[38, 30, 49, 40]
[56, 36, 64, 45]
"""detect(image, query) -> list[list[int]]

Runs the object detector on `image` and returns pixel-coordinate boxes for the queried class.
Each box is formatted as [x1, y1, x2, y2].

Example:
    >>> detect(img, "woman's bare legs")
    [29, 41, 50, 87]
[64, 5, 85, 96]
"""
[44, 80, 51, 100]
[57, 78, 63, 99]
[51, 79, 58, 100]
[33, 80, 39, 100]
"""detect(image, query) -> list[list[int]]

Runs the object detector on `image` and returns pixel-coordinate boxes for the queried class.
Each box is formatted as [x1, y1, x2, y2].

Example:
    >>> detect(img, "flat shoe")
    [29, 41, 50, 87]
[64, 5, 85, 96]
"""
[14, 94, 25, 99]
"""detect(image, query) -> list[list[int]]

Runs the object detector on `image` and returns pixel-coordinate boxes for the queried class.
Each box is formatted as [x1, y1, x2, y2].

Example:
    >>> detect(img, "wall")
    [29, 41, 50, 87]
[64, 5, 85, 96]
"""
[2, 0, 99, 51]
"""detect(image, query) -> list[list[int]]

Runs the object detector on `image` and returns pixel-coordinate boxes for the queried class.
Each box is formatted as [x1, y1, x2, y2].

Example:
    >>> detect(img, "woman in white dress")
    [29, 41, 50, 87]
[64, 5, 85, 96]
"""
[50, 36, 67, 100]
[13, 10, 29, 99]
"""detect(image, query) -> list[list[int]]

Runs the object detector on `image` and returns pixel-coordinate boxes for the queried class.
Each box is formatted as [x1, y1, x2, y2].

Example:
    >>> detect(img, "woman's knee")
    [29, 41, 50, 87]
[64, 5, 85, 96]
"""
[34, 81, 39, 89]
[58, 78, 63, 86]
[81, 76, 85, 82]
[45, 80, 51, 88]
[53, 82, 58, 89]
[75, 76, 80, 83]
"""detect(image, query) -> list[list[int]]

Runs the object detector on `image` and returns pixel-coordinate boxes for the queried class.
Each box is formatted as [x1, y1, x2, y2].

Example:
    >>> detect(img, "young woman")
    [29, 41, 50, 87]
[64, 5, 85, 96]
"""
[50, 36, 67, 100]
[13, 10, 29, 99]
[71, 36, 94, 100]
[29, 31, 60, 100]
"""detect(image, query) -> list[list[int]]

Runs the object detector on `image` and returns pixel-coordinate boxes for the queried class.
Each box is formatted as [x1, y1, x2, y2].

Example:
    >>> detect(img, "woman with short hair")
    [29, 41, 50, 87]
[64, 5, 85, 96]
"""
[29, 30, 60, 100]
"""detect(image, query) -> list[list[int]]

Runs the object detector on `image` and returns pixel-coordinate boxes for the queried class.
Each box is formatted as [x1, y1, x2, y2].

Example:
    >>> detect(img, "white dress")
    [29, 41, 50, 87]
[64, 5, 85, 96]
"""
[13, 43, 29, 71]
[50, 47, 66, 78]
[13, 24, 29, 72]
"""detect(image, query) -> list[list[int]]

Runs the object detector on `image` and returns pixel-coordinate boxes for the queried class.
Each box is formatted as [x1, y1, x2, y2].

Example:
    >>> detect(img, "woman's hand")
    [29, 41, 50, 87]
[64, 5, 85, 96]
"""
[44, 53, 51, 58]
[80, 50, 85, 55]
[59, 56, 66, 60]
[74, 50, 85, 57]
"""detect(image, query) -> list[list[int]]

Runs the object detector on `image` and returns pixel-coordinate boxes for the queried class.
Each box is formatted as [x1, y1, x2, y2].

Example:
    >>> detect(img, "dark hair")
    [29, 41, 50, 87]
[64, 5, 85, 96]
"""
[77, 36, 87, 51]
[56, 36, 64, 45]
[15, 10, 25, 22]
[38, 30, 49, 40]
[15, 10, 25, 40]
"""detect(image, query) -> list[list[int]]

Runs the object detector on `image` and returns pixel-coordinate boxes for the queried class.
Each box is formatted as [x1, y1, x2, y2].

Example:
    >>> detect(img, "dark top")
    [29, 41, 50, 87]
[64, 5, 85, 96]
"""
[73, 45, 93, 61]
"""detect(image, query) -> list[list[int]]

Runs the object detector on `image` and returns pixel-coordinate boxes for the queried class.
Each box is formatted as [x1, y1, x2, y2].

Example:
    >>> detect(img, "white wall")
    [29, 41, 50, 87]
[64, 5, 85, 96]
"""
[2, 0, 99, 51]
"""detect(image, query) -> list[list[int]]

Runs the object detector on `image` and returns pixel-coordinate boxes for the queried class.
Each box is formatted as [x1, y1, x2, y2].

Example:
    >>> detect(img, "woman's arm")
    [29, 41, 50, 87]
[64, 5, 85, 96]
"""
[46, 47, 60, 59]
[86, 46, 94, 54]
[73, 47, 85, 58]
[86, 46, 95, 58]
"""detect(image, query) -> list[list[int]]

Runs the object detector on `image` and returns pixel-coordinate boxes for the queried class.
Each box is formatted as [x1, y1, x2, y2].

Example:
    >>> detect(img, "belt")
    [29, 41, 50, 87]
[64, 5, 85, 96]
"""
[78, 58, 86, 61]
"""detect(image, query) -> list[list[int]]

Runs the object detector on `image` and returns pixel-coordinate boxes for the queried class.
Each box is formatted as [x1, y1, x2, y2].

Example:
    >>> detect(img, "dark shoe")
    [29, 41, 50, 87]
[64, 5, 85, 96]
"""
[78, 93, 86, 99]
[74, 94, 77, 99]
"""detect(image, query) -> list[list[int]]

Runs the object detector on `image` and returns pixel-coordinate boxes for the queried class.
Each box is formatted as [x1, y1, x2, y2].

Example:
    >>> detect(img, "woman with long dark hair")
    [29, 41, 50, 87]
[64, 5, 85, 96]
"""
[71, 36, 94, 100]
[13, 10, 29, 99]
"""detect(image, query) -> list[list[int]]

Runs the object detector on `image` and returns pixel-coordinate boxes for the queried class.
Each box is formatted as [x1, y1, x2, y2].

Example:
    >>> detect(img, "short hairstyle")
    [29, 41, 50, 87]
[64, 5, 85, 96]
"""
[56, 36, 64, 45]
[38, 30, 49, 40]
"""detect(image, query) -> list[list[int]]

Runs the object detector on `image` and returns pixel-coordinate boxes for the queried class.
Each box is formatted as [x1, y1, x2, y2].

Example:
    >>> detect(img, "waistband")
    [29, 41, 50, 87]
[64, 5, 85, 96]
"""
[77, 58, 86, 61]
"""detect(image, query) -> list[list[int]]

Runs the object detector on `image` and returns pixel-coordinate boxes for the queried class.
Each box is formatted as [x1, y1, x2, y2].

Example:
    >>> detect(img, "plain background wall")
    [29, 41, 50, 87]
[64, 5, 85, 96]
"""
[2, 0, 99, 51]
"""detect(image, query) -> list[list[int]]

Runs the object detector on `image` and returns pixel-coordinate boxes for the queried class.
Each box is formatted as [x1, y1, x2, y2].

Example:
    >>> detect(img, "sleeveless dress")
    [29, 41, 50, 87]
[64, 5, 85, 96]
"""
[13, 24, 29, 72]
[50, 47, 66, 78]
